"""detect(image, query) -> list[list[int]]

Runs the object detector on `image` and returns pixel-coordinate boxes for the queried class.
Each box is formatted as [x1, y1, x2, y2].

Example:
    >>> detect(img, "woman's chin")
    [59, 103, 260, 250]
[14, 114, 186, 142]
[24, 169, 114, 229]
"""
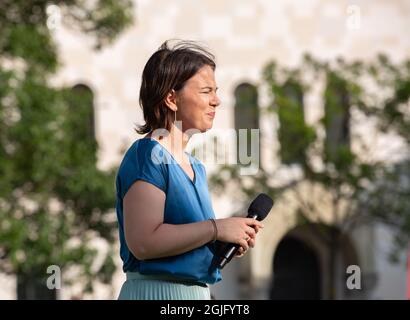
[205, 119, 215, 130]
[187, 120, 213, 133]
[203, 123, 213, 132]
[196, 127, 209, 133]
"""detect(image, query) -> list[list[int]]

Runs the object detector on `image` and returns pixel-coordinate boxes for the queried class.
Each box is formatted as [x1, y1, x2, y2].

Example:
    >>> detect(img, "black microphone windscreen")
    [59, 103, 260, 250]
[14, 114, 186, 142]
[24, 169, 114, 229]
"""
[248, 193, 273, 220]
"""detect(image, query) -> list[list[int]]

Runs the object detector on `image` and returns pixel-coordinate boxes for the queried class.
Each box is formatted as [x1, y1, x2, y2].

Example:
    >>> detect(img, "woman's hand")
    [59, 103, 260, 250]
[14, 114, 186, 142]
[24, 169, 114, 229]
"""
[234, 223, 261, 258]
[215, 217, 264, 255]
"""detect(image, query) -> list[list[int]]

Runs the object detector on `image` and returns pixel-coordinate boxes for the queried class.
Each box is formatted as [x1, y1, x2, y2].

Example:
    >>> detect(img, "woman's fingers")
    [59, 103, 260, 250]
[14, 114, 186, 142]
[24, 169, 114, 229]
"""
[245, 218, 264, 229]
[246, 226, 256, 238]
[248, 238, 256, 248]
[239, 239, 249, 251]
[236, 237, 256, 258]
[235, 245, 246, 257]
[236, 240, 255, 257]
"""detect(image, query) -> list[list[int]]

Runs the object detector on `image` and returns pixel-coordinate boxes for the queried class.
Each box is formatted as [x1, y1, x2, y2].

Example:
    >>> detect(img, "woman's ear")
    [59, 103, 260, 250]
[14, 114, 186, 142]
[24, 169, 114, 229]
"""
[164, 89, 177, 112]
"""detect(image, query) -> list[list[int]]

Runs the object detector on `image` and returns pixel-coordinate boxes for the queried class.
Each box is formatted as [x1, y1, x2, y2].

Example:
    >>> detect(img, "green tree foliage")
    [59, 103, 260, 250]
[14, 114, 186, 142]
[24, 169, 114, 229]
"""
[360, 55, 410, 259]
[0, 1, 133, 298]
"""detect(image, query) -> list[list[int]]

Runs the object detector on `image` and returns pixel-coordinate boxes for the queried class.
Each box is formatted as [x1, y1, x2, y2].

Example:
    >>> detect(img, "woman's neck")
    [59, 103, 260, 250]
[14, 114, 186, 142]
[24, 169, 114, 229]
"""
[149, 123, 191, 163]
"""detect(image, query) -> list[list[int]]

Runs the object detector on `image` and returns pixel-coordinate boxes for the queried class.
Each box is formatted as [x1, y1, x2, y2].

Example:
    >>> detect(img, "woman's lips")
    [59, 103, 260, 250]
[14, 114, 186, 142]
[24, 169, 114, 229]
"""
[207, 112, 215, 119]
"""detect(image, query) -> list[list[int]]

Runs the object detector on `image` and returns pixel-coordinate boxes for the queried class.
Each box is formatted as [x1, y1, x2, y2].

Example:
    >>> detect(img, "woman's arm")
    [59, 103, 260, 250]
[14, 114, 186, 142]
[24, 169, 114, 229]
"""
[123, 180, 263, 260]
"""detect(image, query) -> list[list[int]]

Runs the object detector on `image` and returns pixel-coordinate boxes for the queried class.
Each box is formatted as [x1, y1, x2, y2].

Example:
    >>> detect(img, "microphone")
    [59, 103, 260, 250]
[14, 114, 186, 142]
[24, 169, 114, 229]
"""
[213, 193, 274, 269]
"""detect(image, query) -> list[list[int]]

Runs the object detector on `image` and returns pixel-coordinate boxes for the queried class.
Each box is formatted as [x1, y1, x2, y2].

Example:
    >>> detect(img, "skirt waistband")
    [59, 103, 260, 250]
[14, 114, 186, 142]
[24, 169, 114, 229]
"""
[126, 272, 208, 288]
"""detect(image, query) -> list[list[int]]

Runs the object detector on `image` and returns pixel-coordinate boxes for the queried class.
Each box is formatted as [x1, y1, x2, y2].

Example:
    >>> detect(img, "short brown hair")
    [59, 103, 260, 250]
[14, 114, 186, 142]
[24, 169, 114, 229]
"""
[136, 40, 216, 134]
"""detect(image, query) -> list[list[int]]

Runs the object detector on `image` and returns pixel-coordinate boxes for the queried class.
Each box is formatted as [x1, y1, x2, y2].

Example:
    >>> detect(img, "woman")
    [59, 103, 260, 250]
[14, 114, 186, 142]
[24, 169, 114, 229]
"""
[115, 40, 264, 300]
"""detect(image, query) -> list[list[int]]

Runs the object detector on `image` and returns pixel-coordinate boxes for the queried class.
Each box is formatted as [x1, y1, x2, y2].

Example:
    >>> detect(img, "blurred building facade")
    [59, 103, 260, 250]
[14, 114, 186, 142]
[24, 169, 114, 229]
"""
[2, 0, 409, 299]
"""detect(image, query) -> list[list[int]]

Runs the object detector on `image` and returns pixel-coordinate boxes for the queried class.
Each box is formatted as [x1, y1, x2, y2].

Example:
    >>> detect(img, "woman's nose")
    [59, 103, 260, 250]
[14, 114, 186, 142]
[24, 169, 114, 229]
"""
[211, 93, 221, 107]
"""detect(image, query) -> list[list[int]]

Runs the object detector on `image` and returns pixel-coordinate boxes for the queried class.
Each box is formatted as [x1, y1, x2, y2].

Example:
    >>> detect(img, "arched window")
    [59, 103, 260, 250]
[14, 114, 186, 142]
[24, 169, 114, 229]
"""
[64, 84, 97, 159]
[70, 84, 95, 142]
[323, 73, 350, 162]
[277, 80, 312, 165]
[234, 83, 259, 166]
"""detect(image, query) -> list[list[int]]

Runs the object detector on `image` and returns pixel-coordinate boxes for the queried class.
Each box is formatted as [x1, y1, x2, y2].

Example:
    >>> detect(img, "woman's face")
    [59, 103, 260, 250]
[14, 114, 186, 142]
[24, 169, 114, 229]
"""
[175, 65, 220, 133]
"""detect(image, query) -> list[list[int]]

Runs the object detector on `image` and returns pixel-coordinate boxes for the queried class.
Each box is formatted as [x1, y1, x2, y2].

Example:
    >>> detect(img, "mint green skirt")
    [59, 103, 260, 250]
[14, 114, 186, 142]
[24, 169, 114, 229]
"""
[118, 272, 211, 300]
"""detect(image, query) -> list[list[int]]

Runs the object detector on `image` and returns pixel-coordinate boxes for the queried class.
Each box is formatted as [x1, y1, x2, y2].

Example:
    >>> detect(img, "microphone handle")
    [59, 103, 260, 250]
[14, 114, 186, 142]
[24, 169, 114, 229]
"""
[218, 244, 240, 269]
[217, 213, 259, 269]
